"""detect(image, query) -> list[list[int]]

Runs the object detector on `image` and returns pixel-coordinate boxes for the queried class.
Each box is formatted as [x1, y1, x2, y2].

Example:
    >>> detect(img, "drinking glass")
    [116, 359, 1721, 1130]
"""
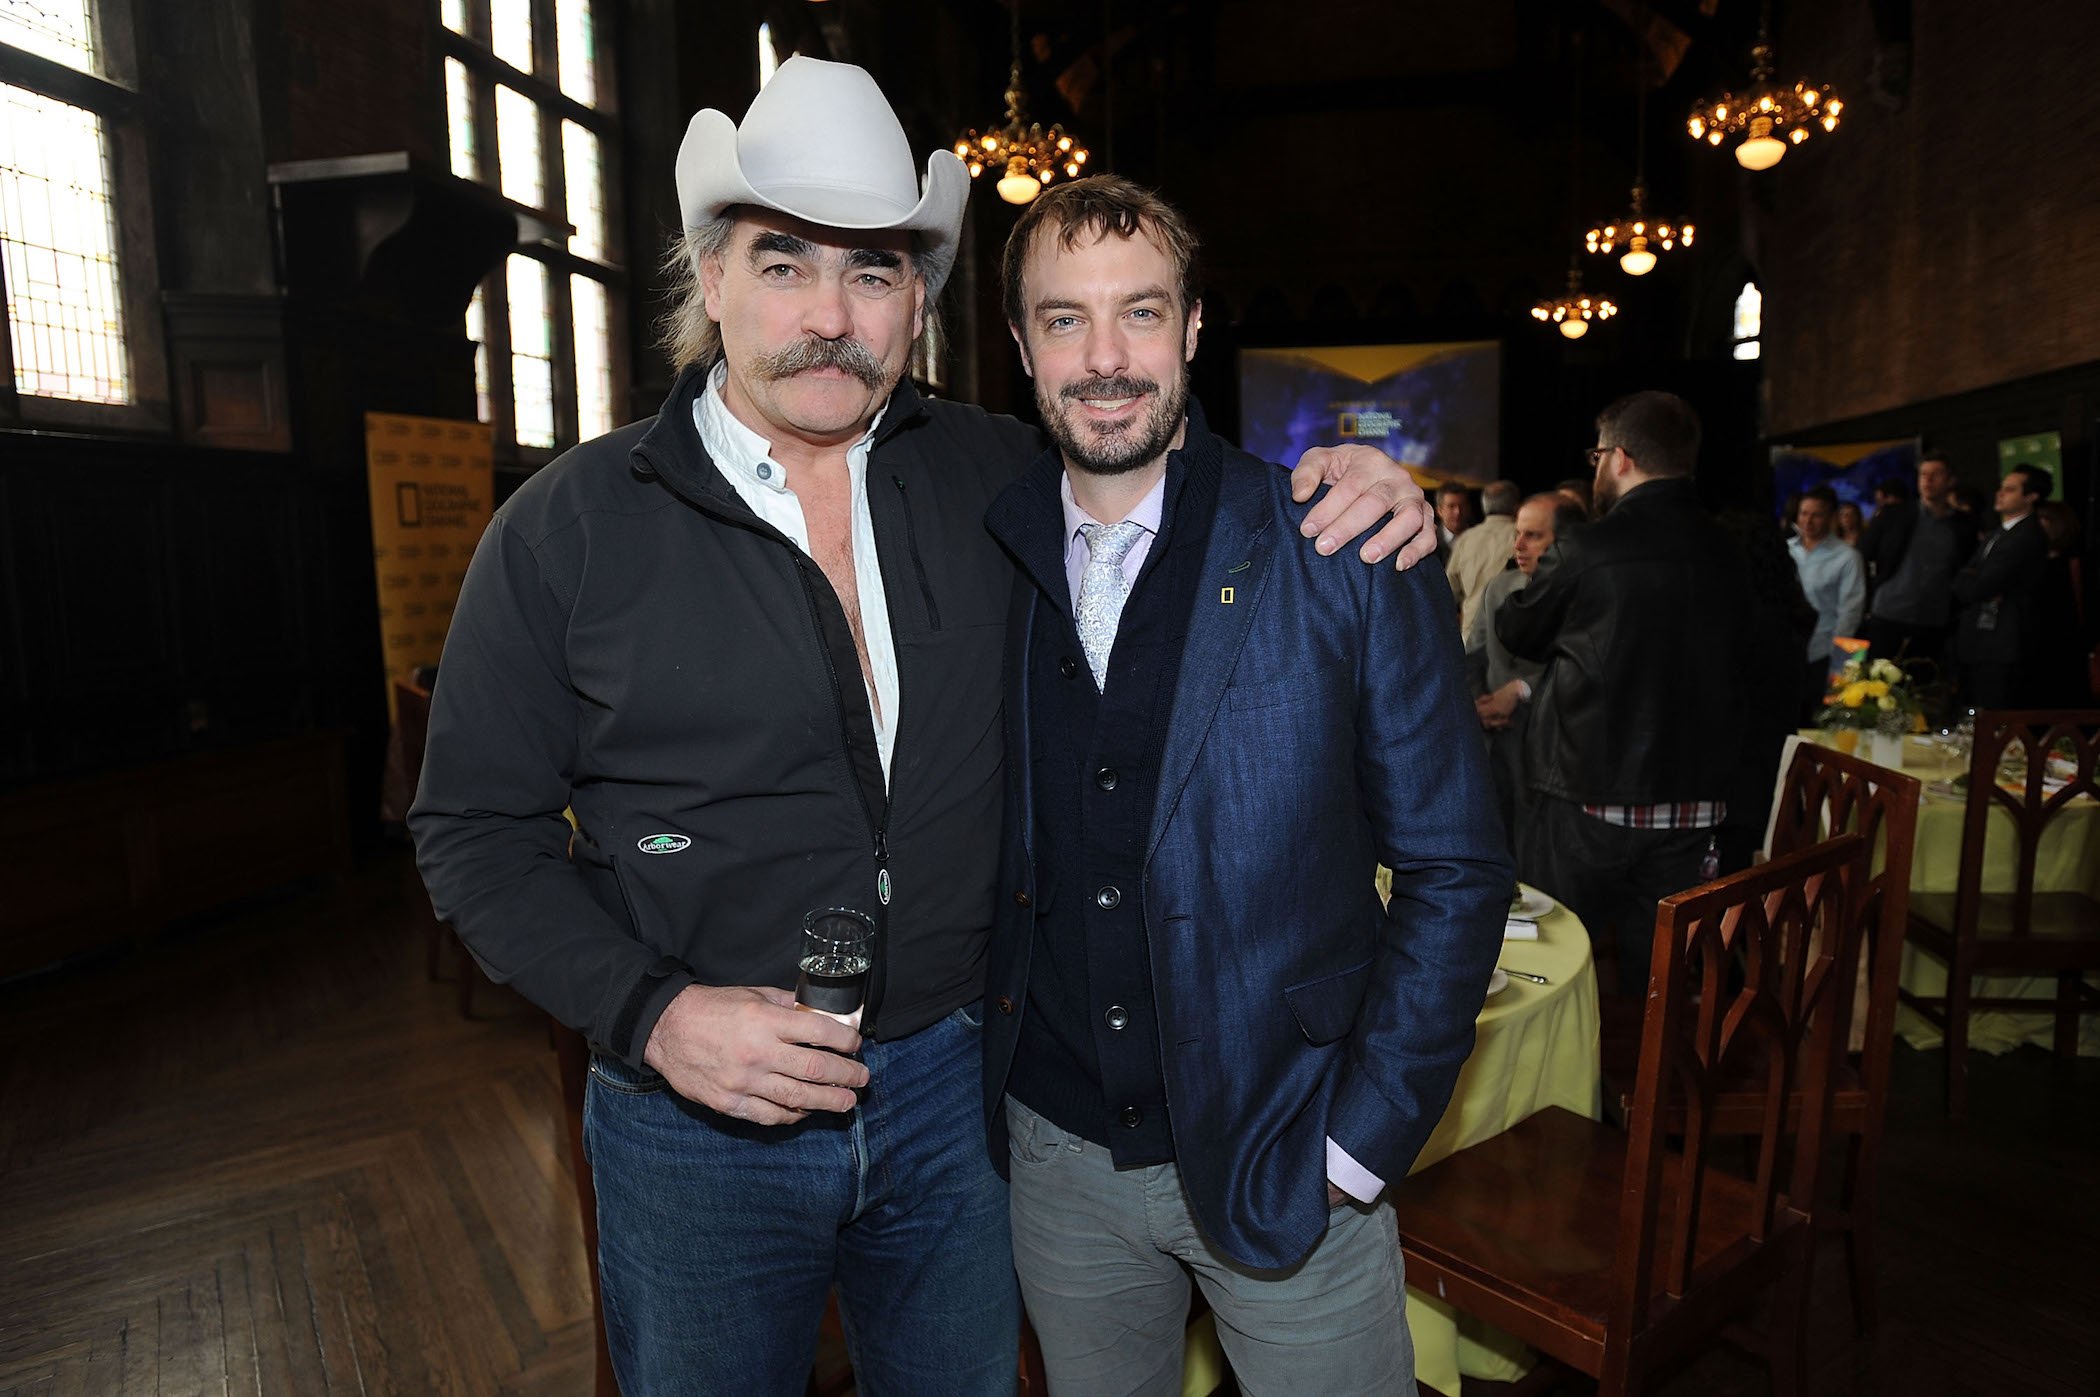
[795, 908, 875, 1028]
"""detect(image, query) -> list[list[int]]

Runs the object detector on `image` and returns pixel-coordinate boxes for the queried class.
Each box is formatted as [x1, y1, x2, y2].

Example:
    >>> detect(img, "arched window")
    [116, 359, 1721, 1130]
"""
[1731, 281, 1762, 361]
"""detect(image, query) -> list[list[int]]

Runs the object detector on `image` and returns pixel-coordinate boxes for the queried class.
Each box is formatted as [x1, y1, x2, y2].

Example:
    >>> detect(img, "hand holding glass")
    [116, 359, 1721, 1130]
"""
[796, 908, 875, 1030]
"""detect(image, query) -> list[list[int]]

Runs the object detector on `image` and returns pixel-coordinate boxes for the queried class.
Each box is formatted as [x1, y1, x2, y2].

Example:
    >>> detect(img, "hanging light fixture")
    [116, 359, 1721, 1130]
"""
[1587, 76, 1692, 277]
[1533, 264, 1619, 339]
[954, 2, 1089, 205]
[1688, 4, 1842, 171]
[1537, 33, 1616, 339]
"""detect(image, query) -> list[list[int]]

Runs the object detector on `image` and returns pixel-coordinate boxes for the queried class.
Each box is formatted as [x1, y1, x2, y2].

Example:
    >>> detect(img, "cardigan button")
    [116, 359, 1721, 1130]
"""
[1104, 1005, 1129, 1030]
[1059, 656, 1079, 679]
[1095, 766, 1118, 791]
[1013, 889, 1032, 907]
[995, 996, 1016, 1015]
[1095, 885, 1122, 909]
[1120, 1105, 1143, 1127]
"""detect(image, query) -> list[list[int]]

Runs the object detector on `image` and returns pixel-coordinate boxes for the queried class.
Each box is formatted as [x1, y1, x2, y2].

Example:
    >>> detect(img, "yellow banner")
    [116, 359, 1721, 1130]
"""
[365, 413, 494, 722]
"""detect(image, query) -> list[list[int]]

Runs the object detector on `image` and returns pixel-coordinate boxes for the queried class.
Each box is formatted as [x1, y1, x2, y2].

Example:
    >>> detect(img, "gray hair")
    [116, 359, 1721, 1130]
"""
[656, 213, 946, 375]
[1482, 479, 1522, 517]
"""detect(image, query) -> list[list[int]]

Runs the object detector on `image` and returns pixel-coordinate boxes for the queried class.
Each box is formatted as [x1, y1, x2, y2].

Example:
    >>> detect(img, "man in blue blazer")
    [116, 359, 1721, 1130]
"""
[980, 177, 1510, 1395]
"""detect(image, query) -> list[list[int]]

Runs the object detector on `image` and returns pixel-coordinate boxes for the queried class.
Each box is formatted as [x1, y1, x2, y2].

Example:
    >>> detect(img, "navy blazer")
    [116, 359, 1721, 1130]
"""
[981, 426, 1511, 1271]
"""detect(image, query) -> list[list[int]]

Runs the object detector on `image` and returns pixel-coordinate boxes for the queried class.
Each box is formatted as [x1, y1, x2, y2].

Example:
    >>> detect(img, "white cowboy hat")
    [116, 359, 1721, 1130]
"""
[676, 57, 969, 295]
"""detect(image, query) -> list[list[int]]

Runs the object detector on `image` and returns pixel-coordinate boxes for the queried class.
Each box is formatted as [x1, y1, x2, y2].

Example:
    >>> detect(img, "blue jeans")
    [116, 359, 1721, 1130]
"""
[584, 1006, 1018, 1396]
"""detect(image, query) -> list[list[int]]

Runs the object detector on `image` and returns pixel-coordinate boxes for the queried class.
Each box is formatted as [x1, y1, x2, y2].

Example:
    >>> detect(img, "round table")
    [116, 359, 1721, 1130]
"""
[1179, 886, 1600, 1397]
[1402, 889, 1601, 1394]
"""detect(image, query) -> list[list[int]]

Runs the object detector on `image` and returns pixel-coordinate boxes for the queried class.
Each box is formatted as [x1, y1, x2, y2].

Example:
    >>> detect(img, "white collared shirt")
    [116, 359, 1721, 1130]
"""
[693, 363, 900, 783]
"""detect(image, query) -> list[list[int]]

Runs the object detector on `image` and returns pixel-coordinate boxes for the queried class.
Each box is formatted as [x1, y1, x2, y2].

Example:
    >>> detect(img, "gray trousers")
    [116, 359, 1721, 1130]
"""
[1005, 1098, 1416, 1397]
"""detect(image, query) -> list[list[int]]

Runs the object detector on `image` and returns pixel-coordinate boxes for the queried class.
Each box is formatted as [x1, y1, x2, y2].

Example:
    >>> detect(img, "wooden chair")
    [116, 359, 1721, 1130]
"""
[1900, 709, 2100, 1117]
[1601, 742, 1919, 1333]
[1390, 834, 1866, 1397]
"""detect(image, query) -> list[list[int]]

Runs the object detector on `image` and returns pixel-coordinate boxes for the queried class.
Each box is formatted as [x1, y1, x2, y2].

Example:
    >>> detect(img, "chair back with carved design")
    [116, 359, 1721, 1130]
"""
[1902, 709, 2100, 1115]
[1611, 832, 1864, 1343]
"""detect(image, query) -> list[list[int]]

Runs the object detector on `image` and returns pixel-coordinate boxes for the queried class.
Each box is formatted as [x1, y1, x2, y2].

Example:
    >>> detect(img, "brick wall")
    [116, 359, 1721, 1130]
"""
[1761, 0, 2100, 436]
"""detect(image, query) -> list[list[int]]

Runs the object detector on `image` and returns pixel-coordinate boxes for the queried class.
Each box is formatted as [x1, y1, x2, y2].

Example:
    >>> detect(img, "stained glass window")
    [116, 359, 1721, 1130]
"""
[490, 0, 532, 72]
[0, 0, 96, 74]
[495, 85, 542, 208]
[508, 255, 555, 448]
[1732, 282, 1762, 362]
[572, 274, 612, 439]
[440, 1, 619, 454]
[563, 121, 603, 259]
[444, 58, 476, 180]
[556, 0, 595, 106]
[0, 84, 130, 403]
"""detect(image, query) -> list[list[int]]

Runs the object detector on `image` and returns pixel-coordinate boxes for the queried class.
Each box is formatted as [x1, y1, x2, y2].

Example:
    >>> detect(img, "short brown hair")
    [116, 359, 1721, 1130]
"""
[1001, 175, 1201, 330]
[1595, 390, 1702, 478]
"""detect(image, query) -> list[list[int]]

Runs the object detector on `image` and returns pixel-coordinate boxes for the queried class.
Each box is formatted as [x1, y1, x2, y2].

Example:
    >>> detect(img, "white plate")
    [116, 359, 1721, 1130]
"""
[1510, 885, 1556, 920]
[1485, 968, 1510, 997]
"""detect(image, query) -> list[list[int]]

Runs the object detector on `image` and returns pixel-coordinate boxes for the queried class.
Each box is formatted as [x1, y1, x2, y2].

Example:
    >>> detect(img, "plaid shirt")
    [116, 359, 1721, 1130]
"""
[1580, 799, 1728, 830]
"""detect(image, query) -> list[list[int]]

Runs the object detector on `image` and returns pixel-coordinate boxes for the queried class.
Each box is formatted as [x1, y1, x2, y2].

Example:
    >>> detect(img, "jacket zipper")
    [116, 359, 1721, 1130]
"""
[792, 561, 893, 1030]
[892, 475, 942, 629]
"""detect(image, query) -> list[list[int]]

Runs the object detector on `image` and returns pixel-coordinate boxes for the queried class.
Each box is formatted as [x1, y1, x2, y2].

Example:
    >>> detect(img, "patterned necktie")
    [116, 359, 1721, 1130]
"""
[1075, 520, 1146, 691]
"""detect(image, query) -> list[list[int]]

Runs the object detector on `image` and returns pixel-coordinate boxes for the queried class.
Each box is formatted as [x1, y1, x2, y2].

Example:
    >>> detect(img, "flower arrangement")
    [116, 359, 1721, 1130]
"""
[1818, 642, 1927, 735]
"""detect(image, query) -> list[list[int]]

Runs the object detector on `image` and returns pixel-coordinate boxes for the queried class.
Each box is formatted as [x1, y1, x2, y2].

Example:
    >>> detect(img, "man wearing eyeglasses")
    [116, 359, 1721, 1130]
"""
[1496, 391, 1754, 994]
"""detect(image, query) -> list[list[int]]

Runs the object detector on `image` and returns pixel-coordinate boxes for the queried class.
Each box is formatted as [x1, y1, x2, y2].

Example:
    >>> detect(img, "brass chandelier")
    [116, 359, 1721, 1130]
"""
[954, 3, 1089, 205]
[1587, 80, 1691, 277]
[1532, 264, 1618, 340]
[1688, 15, 1843, 172]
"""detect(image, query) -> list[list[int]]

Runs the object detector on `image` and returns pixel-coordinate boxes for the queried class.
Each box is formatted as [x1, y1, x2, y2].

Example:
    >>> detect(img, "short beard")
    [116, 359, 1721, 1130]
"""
[752, 336, 887, 390]
[1592, 459, 1620, 516]
[1039, 373, 1190, 478]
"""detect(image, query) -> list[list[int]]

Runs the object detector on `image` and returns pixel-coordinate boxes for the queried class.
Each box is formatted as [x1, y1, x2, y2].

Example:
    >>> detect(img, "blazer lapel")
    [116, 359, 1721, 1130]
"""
[1146, 459, 1276, 863]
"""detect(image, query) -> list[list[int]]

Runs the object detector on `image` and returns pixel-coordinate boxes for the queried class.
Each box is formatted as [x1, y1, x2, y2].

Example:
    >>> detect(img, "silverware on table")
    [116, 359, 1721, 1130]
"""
[1499, 967, 1550, 985]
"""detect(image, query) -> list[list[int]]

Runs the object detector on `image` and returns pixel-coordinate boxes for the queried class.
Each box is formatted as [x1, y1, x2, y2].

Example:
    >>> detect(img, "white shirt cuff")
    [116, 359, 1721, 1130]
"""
[1515, 678, 1532, 702]
[1326, 1137, 1386, 1204]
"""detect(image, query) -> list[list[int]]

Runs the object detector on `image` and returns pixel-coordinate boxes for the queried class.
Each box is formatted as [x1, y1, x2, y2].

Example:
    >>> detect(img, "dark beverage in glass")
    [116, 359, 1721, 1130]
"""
[796, 908, 875, 1027]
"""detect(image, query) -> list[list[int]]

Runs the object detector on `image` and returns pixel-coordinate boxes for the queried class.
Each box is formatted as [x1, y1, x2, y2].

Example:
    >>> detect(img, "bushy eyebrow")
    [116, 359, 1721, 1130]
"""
[747, 230, 818, 262]
[846, 248, 905, 271]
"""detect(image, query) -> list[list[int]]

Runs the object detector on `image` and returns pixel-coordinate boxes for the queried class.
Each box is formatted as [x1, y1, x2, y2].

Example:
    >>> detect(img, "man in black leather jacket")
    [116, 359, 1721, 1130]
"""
[1497, 391, 1753, 993]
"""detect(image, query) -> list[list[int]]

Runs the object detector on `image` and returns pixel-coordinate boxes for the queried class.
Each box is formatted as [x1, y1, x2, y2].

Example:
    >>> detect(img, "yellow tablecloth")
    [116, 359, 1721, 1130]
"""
[1794, 730, 2100, 1056]
[1181, 889, 1600, 1397]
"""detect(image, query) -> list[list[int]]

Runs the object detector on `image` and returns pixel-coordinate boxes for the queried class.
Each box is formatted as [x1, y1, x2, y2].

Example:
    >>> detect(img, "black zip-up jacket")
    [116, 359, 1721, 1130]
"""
[409, 365, 1039, 1064]
[1496, 476, 1754, 806]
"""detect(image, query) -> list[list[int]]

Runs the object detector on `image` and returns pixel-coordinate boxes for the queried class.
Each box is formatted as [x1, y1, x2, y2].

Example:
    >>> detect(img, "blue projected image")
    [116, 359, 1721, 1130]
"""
[1237, 341, 1501, 482]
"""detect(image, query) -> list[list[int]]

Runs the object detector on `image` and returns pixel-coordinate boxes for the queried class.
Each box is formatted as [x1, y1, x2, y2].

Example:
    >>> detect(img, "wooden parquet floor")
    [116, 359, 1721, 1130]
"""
[0, 852, 597, 1396]
[2, 848, 2096, 1396]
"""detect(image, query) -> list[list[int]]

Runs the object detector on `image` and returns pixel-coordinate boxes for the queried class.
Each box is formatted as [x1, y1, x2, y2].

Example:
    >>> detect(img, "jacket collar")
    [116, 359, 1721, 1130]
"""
[984, 398, 1228, 612]
[631, 359, 930, 505]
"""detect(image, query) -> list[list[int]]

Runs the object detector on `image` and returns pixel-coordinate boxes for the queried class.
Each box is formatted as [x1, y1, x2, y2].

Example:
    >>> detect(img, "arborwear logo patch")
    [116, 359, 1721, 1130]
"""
[636, 833, 691, 855]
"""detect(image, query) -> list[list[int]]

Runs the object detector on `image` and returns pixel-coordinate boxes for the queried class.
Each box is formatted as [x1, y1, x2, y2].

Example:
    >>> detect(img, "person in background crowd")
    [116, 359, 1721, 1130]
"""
[1469, 493, 1584, 846]
[1951, 482, 1992, 544]
[1789, 486, 1867, 720]
[1715, 511, 1817, 874]
[981, 175, 1505, 1395]
[1499, 391, 1752, 995]
[1836, 500, 1866, 548]
[2030, 500, 2094, 705]
[1858, 455, 1976, 690]
[1446, 478, 1521, 633]
[1555, 476, 1594, 518]
[409, 58, 1431, 1396]
[1436, 481, 1477, 550]
[1872, 476, 1910, 514]
[1952, 465, 2051, 709]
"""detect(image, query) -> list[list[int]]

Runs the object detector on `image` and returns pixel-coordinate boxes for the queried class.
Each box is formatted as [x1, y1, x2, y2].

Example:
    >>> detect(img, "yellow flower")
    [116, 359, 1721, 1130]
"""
[1878, 695, 1897, 711]
[1863, 680, 1890, 698]
[1840, 684, 1867, 708]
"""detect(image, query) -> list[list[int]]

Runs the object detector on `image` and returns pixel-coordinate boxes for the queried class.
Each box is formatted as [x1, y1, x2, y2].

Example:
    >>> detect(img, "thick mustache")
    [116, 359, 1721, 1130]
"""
[755, 337, 885, 389]
[1061, 377, 1156, 404]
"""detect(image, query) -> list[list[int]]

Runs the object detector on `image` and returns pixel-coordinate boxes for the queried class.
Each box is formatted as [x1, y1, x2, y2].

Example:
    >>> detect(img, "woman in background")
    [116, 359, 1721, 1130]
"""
[1836, 500, 1866, 548]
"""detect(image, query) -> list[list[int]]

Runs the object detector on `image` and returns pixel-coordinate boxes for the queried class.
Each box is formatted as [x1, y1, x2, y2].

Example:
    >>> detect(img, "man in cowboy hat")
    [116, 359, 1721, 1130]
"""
[411, 57, 1432, 1395]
